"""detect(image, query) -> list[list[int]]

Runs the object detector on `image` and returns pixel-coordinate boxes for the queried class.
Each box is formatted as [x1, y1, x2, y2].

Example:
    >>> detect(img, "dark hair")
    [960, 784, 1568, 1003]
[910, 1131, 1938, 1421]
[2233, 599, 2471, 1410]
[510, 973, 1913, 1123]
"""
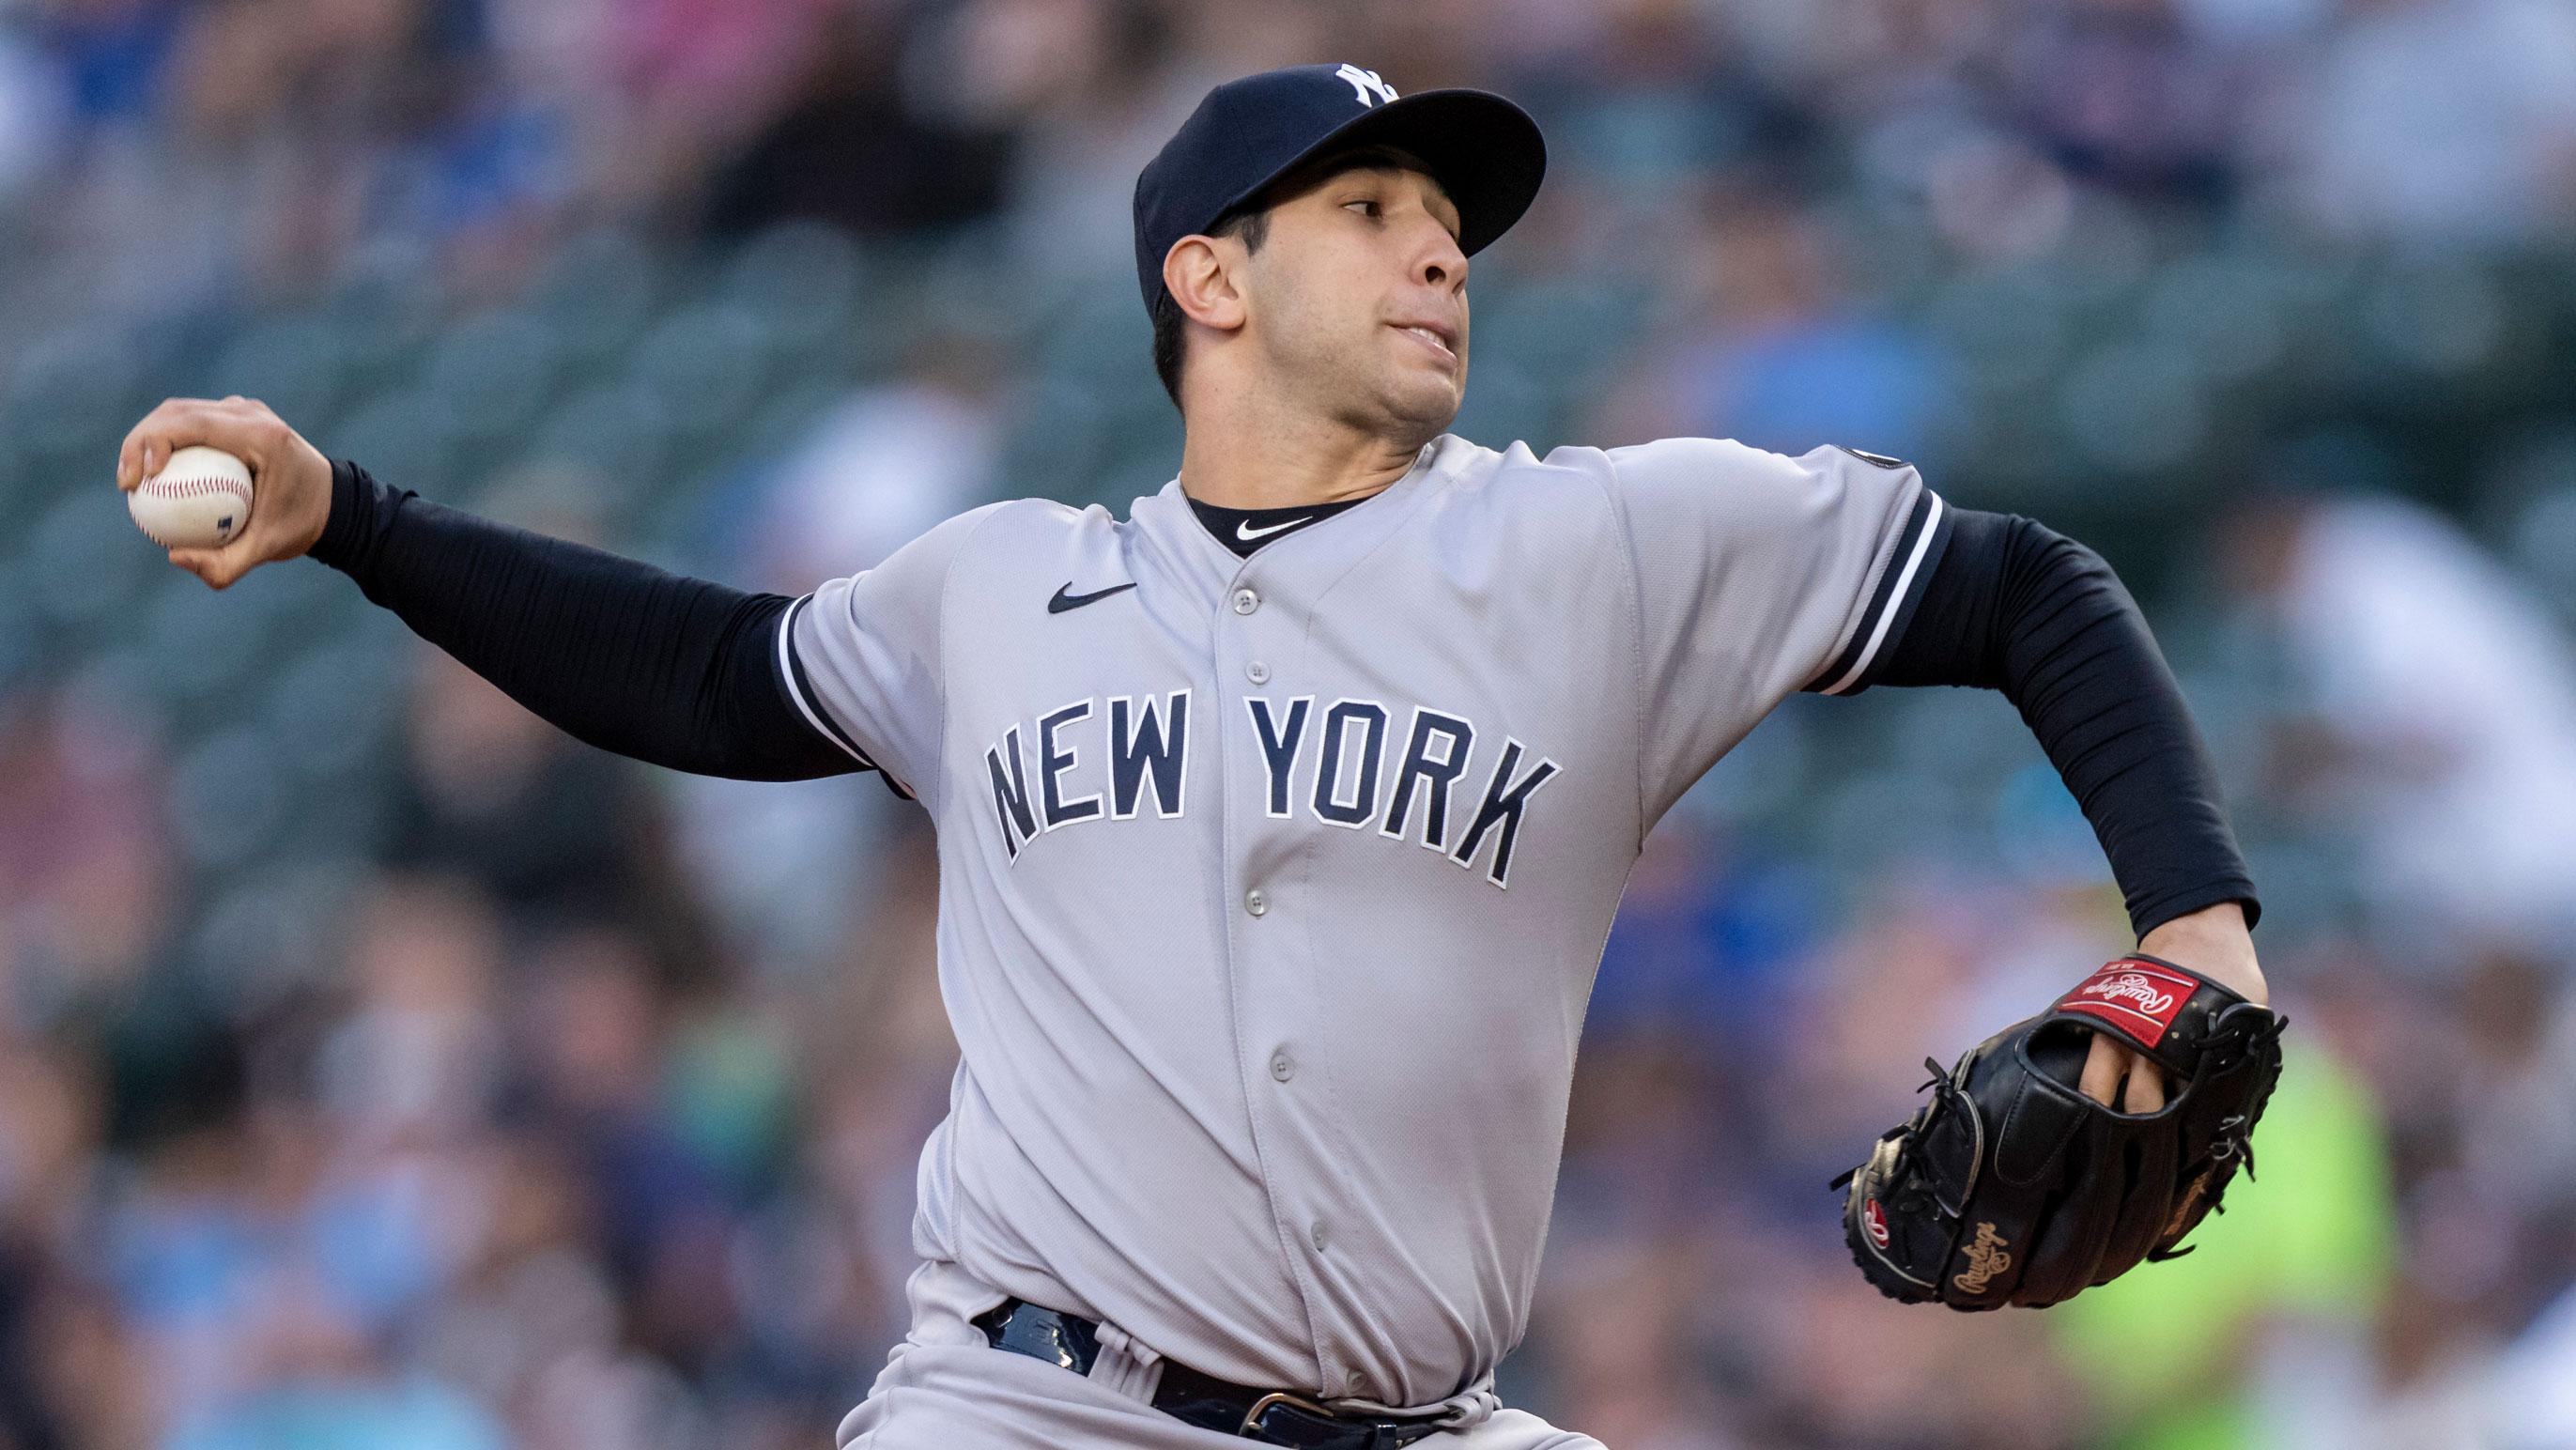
[1147, 144, 1440, 412]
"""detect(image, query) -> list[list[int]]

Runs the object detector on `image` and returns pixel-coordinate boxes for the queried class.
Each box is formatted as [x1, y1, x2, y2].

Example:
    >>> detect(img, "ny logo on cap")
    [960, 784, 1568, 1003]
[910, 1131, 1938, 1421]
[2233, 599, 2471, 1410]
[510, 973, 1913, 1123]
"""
[1335, 63, 1398, 108]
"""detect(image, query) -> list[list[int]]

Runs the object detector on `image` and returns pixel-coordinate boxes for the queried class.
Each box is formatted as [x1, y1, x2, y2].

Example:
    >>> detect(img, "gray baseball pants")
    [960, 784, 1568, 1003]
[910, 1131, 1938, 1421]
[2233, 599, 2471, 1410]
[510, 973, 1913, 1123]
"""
[837, 1261, 1602, 1450]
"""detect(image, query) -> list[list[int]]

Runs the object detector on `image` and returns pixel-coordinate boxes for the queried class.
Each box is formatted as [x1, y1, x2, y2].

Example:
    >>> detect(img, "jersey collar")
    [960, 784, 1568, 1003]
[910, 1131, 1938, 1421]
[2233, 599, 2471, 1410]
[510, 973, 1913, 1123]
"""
[1138, 435, 1461, 587]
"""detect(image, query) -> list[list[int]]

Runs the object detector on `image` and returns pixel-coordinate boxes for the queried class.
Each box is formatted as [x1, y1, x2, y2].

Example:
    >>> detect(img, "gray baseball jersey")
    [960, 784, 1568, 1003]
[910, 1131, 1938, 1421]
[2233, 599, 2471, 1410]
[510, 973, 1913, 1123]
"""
[784, 433, 1944, 1416]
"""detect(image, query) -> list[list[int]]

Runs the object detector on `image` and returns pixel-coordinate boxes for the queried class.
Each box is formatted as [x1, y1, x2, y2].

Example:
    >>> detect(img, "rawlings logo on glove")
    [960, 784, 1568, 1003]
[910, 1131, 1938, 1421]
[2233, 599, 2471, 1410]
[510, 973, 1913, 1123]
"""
[1952, 1224, 2012, 1295]
[2059, 958, 2199, 1046]
[1828, 954, 2287, 1310]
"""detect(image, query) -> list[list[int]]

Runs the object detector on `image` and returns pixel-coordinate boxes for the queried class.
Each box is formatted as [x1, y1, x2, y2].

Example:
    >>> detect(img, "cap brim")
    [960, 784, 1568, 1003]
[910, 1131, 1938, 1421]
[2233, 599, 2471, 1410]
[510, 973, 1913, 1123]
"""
[1218, 88, 1547, 257]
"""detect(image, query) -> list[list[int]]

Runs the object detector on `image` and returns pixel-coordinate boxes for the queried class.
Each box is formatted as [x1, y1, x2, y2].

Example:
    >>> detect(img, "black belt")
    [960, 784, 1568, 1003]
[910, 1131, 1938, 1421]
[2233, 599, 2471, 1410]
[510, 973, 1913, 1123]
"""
[973, 1298, 1447, 1448]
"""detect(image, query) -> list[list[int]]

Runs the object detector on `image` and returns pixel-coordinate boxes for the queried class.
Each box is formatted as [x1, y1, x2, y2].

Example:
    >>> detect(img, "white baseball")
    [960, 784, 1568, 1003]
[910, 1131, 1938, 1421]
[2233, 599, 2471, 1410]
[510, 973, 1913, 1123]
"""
[131, 445, 255, 549]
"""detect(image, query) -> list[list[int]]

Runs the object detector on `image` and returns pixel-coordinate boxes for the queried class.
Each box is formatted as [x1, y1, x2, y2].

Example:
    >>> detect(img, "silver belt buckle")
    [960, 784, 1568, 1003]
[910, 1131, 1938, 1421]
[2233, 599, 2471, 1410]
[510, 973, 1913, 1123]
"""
[1239, 1389, 1334, 1438]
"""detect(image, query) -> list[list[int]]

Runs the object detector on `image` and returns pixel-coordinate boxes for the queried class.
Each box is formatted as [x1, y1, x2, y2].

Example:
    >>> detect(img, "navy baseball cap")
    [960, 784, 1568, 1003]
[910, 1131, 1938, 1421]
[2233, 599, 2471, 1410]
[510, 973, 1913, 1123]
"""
[1133, 63, 1547, 314]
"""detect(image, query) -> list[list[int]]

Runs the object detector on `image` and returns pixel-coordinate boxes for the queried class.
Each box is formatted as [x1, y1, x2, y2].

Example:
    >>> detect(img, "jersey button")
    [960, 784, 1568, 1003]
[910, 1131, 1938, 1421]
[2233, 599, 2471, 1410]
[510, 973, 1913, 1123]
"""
[1270, 1052, 1293, 1082]
[1245, 889, 1268, 917]
[1309, 1220, 1329, 1252]
[1231, 588, 1260, 615]
[1246, 660, 1271, 685]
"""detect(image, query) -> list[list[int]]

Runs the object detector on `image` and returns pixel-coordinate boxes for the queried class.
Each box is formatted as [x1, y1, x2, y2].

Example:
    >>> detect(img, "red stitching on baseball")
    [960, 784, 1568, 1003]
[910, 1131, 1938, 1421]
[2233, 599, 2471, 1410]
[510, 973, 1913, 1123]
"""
[143, 476, 254, 503]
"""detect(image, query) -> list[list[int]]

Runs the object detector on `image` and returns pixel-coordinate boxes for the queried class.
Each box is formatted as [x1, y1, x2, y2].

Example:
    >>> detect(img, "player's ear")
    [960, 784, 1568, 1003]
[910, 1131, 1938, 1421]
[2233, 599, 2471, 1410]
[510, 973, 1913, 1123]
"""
[1163, 236, 1248, 335]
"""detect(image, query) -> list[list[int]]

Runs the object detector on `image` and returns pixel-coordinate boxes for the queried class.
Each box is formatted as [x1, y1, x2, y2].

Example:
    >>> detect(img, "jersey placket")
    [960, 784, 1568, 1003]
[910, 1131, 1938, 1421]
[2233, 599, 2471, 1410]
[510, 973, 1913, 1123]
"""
[1120, 444, 1452, 1399]
[1206, 548, 1349, 1396]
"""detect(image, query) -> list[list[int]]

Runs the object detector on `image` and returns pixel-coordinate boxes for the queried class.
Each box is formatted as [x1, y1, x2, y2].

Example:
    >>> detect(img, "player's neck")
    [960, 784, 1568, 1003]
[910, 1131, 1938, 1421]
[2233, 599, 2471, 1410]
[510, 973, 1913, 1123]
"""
[1176, 398, 1432, 511]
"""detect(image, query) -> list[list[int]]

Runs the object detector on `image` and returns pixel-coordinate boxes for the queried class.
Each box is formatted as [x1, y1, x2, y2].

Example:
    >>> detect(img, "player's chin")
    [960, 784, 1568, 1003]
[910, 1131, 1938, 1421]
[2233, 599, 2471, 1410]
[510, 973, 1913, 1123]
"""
[1375, 362, 1465, 428]
[1376, 379, 1462, 436]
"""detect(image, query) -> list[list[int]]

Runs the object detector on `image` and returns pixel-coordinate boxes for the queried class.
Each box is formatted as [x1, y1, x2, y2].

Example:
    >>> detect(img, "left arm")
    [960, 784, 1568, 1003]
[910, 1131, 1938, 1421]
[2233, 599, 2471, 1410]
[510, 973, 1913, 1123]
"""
[1591, 440, 2265, 1095]
[1866, 507, 2265, 1106]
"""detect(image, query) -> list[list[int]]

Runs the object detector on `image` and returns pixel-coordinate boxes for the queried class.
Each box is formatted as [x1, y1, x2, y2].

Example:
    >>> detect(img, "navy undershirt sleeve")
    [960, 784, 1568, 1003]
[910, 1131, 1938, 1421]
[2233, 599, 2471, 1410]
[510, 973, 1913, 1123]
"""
[1870, 507, 2260, 938]
[308, 459, 863, 782]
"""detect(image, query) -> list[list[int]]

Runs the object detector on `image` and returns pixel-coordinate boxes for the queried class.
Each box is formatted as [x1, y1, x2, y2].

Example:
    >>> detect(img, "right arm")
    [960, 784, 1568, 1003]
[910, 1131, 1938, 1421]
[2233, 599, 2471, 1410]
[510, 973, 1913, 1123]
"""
[119, 396, 865, 783]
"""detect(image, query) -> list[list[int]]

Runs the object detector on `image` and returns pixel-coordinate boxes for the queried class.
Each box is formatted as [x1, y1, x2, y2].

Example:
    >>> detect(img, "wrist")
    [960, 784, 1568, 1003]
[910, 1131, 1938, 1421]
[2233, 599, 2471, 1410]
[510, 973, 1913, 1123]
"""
[2136, 901, 2265, 1005]
[306, 458, 367, 567]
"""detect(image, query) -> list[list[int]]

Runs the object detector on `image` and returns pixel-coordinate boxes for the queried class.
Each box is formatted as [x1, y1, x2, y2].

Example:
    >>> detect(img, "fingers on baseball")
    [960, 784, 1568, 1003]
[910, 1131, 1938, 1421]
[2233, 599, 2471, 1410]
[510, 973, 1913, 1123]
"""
[119, 395, 285, 490]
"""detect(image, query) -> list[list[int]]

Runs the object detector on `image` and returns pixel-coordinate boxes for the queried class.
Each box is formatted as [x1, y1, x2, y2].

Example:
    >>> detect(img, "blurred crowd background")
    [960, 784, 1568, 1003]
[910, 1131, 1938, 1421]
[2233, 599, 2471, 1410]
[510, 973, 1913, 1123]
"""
[3, 0, 2576, 1446]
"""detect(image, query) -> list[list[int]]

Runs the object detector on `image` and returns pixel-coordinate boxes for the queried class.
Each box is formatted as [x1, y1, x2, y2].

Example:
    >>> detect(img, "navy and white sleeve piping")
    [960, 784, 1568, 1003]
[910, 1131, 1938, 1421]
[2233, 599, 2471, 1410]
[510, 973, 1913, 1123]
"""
[773, 594, 913, 799]
[1807, 487, 1953, 696]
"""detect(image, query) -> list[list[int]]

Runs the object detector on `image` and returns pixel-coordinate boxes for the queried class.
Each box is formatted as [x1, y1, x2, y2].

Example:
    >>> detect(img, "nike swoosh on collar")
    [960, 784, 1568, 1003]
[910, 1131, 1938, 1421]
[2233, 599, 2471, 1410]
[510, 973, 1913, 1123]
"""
[1237, 517, 1314, 542]
[1048, 581, 1138, 614]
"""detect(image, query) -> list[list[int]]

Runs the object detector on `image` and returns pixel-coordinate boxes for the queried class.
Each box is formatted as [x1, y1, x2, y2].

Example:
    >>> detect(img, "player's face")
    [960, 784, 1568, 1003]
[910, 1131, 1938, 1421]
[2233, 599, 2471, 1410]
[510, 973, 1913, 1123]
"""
[1240, 164, 1470, 437]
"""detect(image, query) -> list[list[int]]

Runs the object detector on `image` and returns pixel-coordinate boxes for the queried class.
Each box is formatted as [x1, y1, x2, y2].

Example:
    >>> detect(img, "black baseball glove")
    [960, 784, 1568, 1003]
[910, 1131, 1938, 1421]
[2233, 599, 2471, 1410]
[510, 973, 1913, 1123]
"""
[1829, 954, 2287, 1310]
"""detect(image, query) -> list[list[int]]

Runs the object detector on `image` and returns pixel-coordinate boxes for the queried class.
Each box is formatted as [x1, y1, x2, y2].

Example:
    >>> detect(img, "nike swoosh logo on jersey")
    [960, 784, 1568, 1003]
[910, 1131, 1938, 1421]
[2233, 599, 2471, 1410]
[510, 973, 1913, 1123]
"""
[1236, 517, 1314, 543]
[1048, 581, 1138, 613]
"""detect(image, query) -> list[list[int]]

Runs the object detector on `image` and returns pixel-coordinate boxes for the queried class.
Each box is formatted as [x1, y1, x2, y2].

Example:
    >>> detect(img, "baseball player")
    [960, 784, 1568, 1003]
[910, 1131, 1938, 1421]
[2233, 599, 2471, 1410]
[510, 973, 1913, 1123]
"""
[120, 64, 2265, 1449]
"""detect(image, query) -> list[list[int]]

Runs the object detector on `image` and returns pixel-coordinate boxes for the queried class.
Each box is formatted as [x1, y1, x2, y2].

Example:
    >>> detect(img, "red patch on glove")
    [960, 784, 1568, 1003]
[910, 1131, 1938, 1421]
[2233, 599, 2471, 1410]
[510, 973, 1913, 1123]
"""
[2055, 958, 2197, 1049]
[1864, 1198, 1890, 1250]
